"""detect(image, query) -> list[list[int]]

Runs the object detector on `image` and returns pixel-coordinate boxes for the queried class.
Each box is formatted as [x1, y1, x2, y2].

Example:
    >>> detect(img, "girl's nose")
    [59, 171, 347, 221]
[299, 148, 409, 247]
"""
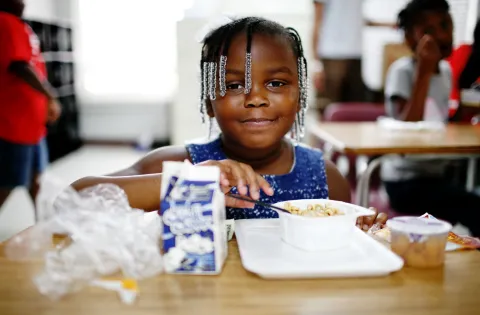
[244, 84, 270, 108]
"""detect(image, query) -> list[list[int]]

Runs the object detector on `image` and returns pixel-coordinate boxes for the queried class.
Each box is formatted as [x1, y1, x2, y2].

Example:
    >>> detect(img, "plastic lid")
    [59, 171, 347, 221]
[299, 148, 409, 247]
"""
[386, 216, 452, 235]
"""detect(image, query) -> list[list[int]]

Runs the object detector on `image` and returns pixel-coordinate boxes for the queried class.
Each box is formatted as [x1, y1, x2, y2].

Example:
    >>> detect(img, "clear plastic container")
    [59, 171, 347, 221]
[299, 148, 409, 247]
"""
[386, 216, 452, 268]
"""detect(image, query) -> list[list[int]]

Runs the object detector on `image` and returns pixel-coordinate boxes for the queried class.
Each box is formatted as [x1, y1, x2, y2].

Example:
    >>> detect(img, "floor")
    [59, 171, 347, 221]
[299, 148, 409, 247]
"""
[0, 145, 146, 242]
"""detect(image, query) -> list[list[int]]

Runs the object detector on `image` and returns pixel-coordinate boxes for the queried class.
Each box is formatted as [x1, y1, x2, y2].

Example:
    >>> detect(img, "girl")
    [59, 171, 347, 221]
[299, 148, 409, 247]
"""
[382, 0, 480, 236]
[72, 17, 386, 228]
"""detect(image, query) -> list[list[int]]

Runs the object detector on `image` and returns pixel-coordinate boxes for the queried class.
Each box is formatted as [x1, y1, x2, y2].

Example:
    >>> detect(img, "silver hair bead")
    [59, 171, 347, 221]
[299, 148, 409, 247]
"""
[301, 57, 308, 138]
[244, 53, 252, 94]
[219, 55, 227, 97]
[208, 62, 217, 100]
[291, 117, 299, 142]
[296, 57, 308, 140]
[199, 99, 207, 124]
[198, 62, 209, 124]
[202, 62, 208, 100]
[301, 57, 308, 105]
[298, 109, 306, 139]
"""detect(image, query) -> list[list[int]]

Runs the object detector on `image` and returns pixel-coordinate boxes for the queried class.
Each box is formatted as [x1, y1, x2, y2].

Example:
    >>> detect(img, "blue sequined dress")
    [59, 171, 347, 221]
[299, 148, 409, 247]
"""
[186, 136, 329, 220]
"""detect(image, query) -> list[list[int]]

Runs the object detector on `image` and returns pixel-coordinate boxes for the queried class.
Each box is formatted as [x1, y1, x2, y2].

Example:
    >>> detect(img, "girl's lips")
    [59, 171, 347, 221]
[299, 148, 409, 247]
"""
[241, 118, 277, 128]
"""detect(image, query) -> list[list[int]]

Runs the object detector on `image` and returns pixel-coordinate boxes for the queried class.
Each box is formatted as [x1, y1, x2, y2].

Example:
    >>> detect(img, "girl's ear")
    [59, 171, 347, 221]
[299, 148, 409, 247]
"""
[206, 99, 215, 118]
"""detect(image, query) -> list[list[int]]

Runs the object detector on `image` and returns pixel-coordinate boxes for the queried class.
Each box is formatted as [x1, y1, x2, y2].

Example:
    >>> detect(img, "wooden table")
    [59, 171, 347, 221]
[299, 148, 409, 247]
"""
[1, 235, 480, 315]
[308, 122, 480, 155]
[307, 122, 480, 207]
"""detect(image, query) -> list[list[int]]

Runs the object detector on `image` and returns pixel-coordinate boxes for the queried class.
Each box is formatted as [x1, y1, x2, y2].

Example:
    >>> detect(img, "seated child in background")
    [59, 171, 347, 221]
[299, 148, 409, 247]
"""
[72, 17, 386, 230]
[447, 19, 480, 122]
[382, 0, 480, 236]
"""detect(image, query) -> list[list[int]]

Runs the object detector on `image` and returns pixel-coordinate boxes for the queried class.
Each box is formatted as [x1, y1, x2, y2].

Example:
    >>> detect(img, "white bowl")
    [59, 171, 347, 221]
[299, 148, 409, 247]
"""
[273, 199, 375, 252]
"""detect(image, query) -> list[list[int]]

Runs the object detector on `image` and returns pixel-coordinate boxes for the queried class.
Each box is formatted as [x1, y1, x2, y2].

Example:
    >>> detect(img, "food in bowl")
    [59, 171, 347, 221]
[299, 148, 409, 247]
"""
[284, 202, 344, 217]
[387, 217, 452, 268]
[274, 199, 375, 252]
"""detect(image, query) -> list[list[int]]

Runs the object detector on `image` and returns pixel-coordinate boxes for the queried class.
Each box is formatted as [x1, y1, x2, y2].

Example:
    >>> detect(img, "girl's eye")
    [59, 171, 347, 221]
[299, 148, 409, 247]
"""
[227, 83, 244, 90]
[267, 81, 286, 88]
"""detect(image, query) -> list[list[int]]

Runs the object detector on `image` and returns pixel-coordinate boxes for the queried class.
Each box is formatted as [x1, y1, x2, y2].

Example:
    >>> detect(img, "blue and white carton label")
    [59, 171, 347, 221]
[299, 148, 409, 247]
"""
[160, 161, 227, 274]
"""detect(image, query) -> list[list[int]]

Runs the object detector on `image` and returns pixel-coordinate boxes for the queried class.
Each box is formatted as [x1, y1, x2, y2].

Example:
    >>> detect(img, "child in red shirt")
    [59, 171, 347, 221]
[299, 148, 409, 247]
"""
[0, 0, 61, 217]
[447, 19, 480, 122]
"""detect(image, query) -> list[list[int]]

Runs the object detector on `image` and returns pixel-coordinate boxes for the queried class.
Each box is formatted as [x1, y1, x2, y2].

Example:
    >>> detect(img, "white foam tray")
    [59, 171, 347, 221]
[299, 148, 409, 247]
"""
[235, 219, 404, 279]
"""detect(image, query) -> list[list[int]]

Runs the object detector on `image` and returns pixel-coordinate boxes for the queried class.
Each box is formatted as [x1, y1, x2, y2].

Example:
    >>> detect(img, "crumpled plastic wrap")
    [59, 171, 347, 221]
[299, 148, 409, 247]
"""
[4, 174, 163, 301]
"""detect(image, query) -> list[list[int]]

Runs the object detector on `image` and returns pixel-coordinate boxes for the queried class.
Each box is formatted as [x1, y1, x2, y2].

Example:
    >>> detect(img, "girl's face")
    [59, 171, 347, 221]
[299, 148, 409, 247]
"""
[406, 11, 453, 59]
[207, 33, 300, 150]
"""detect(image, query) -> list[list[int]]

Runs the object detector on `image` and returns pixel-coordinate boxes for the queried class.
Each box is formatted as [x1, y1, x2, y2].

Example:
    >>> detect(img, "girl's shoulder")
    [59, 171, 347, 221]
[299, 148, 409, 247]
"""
[185, 136, 225, 164]
[294, 142, 325, 160]
[125, 145, 189, 175]
[293, 143, 351, 202]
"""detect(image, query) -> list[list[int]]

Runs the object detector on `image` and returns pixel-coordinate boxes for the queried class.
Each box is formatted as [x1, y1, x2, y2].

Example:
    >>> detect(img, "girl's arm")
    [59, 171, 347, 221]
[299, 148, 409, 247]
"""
[386, 66, 432, 122]
[386, 35, 440, 122]
[391, 72, 432, 122]
[70, 146, 268, 210]
[71, 146, 189, 211]
[71, 174, 162, 212]
[325, 160, 351, 203]
[399, 35, 440, 121]
[325, 161, 388, 230]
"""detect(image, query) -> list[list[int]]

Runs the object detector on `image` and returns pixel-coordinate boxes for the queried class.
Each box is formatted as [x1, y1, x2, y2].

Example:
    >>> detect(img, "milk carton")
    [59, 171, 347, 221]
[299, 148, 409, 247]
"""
[160, 161, 227, 274]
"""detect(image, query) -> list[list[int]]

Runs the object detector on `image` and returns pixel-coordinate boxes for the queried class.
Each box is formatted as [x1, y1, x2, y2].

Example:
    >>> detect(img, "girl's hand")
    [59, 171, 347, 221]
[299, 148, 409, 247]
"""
[356, 207, 388, 232]
[416, 34, 442, 75]
[197, 159, 274, 208]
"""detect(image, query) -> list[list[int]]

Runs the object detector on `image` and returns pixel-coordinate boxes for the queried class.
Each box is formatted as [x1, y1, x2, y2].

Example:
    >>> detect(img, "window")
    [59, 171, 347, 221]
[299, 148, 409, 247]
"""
[448, 0, 479, 44]
[76, 0, 193, 102]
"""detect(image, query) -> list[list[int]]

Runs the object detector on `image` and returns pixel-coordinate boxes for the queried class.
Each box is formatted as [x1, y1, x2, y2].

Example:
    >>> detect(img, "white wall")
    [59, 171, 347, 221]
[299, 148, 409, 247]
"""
[23, 0, 55, 21]
[184, 0, 219, 18]
[220, 0, 310, 16]
[362, 0, 408, 91]
[23, 0, 72, 23]
[450, 0, 479, 44]
[72, 0, 190, 142]
[53, 0, 73, 22]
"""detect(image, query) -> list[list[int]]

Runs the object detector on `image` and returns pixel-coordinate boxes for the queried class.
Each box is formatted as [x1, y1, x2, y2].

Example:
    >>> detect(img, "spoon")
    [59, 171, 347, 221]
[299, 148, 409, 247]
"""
[225, 193, 291, 214]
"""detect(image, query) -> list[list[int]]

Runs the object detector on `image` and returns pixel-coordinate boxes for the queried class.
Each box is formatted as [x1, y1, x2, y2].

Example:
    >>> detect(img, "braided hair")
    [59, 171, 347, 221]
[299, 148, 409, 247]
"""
[199, 17, 308, 141]
[397, 0, 450, 31]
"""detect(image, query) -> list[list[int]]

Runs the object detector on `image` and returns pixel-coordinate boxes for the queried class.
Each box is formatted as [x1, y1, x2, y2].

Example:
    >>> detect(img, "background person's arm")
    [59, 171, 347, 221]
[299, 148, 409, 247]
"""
[0, 15, 61, 122]
[8, 61, 55, 99]
[8, 61, 62, 122]
[385, 35, 440, 122]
